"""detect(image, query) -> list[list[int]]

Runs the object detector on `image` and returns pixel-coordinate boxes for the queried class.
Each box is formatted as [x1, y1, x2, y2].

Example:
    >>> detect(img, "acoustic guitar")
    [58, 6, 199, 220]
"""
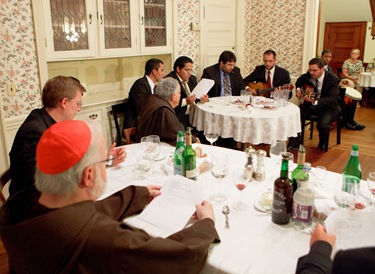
[247, 82, 294, 98]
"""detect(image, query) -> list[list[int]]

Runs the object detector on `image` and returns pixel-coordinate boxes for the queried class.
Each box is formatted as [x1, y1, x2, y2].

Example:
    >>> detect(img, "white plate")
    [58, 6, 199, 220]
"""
[254, 199, 272, 213]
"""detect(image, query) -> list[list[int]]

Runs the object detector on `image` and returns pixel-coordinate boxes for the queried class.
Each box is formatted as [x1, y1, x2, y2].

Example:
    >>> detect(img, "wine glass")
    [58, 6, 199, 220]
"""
[232, 168, 251, 211]
[269, 140, 286, 179]
[209, 152, 229, 203]
[205, 133, 219, 146]
[367, 172, 375, 206]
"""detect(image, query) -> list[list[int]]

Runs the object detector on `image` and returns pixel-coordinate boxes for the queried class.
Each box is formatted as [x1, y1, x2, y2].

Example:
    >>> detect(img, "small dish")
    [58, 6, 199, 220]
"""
[254, 199, 272, 213]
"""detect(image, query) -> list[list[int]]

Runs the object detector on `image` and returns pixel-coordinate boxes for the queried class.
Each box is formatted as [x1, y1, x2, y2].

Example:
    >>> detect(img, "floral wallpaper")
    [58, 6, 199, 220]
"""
[1, 0, 307, 118]
[0, 0, 41, 119]
[176, 0, 201, 73]
[242, 0, 306, 78]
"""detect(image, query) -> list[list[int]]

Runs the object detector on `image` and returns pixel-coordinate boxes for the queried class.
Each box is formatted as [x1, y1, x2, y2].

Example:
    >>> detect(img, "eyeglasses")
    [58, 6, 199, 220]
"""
[96, 155, 114, 166]
[182, 68, 193, 73]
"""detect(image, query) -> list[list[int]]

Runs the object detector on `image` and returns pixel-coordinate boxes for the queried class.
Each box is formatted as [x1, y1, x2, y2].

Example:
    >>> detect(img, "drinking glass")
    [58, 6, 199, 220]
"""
[314, 166, 327, 187]
[140, 136, 153, 157]
[205, 133, 219, 146]
[209, 152, 229, 203]
[135, 153, 153, 179]
[333, 177, 356, 209]
[232, 168, 251, 211]
[269, 140, 287, 179]
[367, 172, 375, 205]
[148, 135, 161, 160]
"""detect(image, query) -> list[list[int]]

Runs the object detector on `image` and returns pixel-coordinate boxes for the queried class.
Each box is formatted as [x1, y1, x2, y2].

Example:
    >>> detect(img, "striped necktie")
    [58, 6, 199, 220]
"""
[223, 72, 231, 96]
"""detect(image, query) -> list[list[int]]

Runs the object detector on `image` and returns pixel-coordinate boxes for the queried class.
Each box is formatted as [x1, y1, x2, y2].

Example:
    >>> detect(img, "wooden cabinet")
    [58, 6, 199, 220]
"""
[39, 0, 171, 60]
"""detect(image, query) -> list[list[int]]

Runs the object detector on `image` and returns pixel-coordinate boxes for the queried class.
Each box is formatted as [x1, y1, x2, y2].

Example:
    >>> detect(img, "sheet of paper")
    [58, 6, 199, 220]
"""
[191, 78, 215, 97]
[138, 175, 209, 233]
[325, 210, 375, 252]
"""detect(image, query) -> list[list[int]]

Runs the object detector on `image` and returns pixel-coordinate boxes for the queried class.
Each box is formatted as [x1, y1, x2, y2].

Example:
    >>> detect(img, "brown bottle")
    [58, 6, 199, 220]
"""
[272, 153, 293, 225]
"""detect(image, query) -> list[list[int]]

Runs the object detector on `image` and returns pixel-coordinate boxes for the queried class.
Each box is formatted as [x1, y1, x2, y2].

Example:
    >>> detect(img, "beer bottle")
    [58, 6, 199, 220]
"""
[181, 127, 197, 180]
[291, 145, 306, 193]
[173, 131, 185, 175]
[272, 153, 293, 225]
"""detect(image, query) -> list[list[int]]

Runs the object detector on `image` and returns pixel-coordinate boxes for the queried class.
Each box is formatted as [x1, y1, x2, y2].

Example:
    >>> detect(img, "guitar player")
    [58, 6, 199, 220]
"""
[243, 49, 291, 98]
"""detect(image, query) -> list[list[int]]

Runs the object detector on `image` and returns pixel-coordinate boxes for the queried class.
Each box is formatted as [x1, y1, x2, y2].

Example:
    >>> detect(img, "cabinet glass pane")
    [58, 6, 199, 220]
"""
[50, 0, 89, 51]
[144, 0, 166, 47]
[103, 0, 132, 49]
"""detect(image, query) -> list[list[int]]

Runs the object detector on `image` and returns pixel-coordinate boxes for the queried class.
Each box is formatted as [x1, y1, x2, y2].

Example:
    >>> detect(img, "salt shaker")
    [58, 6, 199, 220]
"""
[254, 149, 266, 181]
[244, 146, 256, 181]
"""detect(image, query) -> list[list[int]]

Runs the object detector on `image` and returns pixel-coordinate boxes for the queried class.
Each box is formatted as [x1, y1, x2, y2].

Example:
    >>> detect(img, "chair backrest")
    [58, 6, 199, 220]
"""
[124, 127, 137, 144]
[111, 102, 130, 146]
[0, 168, 11, 204]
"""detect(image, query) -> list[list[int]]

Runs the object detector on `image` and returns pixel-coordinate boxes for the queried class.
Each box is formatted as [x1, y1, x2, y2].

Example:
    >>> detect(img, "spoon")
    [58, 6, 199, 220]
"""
[222, 205, 230, 229]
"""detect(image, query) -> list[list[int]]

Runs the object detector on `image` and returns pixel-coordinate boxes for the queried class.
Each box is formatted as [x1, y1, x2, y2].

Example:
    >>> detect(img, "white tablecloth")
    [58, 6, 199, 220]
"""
[100, 144, 373, 274]
[359, 72, 375, 88]
[192, 96, 301, 144]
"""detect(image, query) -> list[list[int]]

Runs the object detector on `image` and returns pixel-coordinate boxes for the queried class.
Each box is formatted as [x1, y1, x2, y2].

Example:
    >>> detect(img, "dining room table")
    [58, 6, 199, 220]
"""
[100, 143, 374, 274]
[191, 96, 301, 145]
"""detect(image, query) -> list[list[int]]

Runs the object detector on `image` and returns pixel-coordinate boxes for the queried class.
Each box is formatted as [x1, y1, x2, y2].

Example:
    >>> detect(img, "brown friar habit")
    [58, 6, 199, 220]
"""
[136, 94, 196, 146]
[0, 186, 220, 274]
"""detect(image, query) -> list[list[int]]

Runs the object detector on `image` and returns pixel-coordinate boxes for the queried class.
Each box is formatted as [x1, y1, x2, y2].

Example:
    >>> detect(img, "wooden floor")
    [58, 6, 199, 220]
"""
[0, 104, 374, 273]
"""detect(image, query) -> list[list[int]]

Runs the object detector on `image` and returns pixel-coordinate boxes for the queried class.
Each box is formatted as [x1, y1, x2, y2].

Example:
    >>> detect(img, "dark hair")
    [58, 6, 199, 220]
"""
[42, 76, 86, 108]
[173, 56, 193, 71]
[309, 57, 324, 69]
[145, 58, 164, 75]
[263, 49, 277, 59]
[218, 51, 236, 64]
[321, 49, 331, 56]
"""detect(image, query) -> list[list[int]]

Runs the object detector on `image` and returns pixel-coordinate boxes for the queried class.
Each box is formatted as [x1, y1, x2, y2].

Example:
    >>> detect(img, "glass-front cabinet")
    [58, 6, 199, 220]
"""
[42, 0, 171, 60]
[140, 0, 171, 54]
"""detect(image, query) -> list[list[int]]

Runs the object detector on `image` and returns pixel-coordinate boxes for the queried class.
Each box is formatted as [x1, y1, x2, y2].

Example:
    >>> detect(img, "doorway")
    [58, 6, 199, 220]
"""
[199, 0, 236, 76]
[322, 22, 367, 75]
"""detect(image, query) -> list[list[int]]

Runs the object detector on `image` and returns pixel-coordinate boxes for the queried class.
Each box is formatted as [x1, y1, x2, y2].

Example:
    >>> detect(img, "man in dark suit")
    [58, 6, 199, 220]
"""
[294, 58, 341, 150]
[201, 50, 245, 98]
[244, 49, 291, 98]
[166, 56, 208, 128]
[321, 49, 333, 73]
[296, 223, 375, 274]
[128, 58, 165, 124]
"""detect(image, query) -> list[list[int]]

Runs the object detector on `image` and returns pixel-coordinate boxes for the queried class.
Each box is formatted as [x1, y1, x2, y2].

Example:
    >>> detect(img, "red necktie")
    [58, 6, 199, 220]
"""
[267, 70, 272, 88]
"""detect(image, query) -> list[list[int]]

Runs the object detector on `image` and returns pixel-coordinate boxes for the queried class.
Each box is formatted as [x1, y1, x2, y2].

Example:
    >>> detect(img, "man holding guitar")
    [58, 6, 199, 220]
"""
[293, 58, 341, 151]
[244, 50, 291, 98]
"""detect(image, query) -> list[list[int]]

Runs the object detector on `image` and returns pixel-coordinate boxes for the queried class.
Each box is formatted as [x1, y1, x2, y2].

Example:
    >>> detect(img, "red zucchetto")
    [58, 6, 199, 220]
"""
[36, 120, 91, 174]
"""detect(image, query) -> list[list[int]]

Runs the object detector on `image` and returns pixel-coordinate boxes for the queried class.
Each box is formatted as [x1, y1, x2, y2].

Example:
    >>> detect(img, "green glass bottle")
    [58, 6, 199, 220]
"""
[173, 131, 185, 175]
[181, 127, 197, 180]
[342, 144, 361, 197]
[291, 145, 307, 193]
[272, 152, 293, 225]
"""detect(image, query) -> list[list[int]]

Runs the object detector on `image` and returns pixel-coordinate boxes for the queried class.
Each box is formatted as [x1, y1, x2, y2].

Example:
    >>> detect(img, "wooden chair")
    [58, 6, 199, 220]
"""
[0, 168, 11, 204]
[124, 127, 137, 144]
[110, 102, 132, 146]
[300, 87, 345, 152]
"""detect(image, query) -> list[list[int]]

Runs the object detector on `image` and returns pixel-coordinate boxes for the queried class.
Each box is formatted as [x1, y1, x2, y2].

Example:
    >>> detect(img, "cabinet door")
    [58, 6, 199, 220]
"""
[43, 0, 97, 60]
[97, 0, 138, 57]
[139, 0, 172, 54]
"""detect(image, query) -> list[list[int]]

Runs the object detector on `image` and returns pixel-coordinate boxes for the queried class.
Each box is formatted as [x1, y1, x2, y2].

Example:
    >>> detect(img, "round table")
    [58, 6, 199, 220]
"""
[359, 72, 375, 88]
[192, 96, 301, 144]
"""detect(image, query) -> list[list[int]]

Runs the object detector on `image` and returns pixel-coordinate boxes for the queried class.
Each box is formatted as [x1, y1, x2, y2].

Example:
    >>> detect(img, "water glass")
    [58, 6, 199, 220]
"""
[314, 166, 327, 187]
[367, 172, 375, 206]
[135, 153, 153, 179]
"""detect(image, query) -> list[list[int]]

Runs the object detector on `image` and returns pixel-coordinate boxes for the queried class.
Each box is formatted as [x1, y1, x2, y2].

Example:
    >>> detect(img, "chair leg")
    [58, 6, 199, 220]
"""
[337, 121, 341, 145]
[310, 121, 314, 140]
[301, 120, 305, 145]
